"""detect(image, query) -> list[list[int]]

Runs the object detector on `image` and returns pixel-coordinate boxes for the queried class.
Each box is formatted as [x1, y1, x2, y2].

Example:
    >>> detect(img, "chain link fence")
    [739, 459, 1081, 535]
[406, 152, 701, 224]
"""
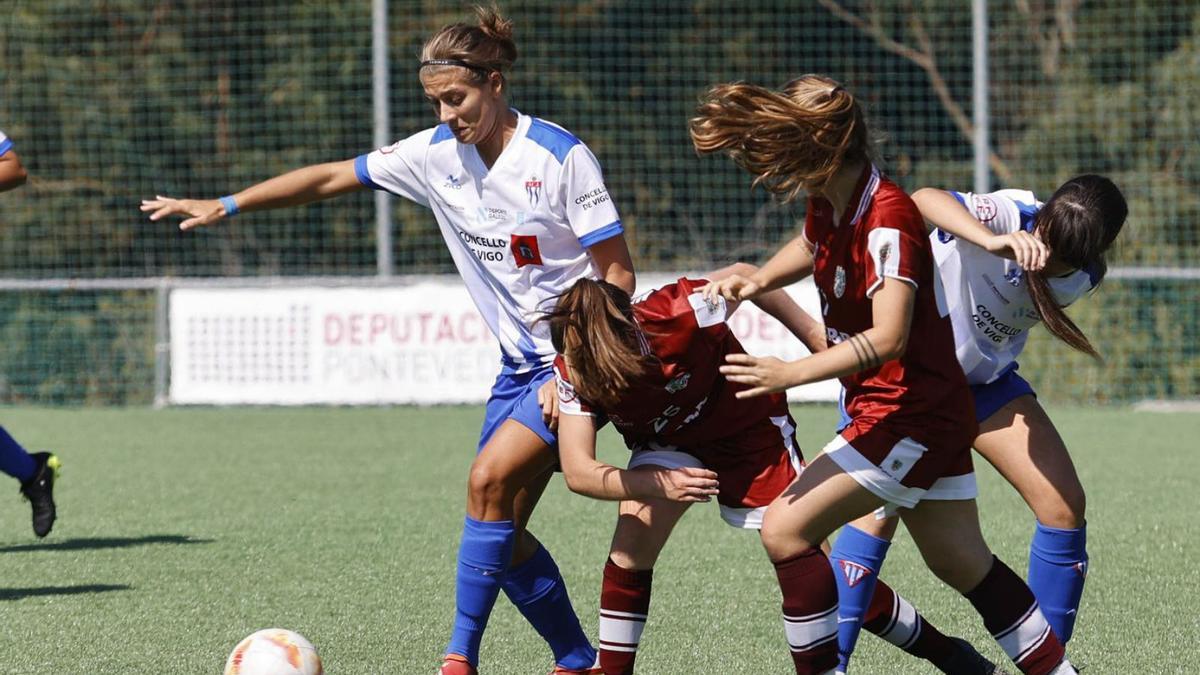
[0, 0, 1196, 404]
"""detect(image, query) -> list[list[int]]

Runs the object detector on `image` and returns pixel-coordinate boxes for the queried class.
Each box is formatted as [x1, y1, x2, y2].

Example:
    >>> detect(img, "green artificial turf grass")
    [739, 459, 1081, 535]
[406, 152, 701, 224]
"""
[0, 405, 1193, 673]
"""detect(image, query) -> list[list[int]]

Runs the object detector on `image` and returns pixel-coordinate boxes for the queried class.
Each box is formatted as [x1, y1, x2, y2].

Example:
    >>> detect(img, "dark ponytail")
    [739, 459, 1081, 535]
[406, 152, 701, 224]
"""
[1027, 174, 1127, 359]
[544, 279, 652, 408]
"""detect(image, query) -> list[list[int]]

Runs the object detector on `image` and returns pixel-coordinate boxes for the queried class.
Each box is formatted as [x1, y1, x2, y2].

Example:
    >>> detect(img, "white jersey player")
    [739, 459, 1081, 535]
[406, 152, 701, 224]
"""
[142, 8, 633, 675]
[356, 110, 622, 373]
[930, 188, 1098, 385]
[843, 175, 1127, 651]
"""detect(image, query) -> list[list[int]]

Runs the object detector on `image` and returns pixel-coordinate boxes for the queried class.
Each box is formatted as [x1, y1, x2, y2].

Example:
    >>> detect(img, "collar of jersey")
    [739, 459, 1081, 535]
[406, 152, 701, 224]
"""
[841, 163, 881, 228]
[463, 108, 528, 176]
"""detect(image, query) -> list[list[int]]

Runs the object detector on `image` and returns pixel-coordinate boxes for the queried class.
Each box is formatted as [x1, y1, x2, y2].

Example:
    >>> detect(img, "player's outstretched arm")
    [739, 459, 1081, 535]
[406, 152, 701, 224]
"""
[141, 159, 363, 230]
[721, 278, 915, 398]
[702, 234, 814, 304]
[558, 413, 719, 503]
[709, 262, 827, 354]
[0, 149, 28, 193]
[913, 188, 1048, 271]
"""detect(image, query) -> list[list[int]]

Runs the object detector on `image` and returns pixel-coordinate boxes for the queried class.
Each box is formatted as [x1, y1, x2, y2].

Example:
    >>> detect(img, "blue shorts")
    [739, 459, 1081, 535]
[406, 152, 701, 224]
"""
[833, 364, 1037, 432]
[970, 365, 1036, 422]
[477, 365, 558, 453]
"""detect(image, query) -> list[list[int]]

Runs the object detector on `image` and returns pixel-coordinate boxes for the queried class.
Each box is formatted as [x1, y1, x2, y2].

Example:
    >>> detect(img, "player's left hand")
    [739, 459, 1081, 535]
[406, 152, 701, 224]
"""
[720, 353, 797, 398]
[537, 378, 560, 431]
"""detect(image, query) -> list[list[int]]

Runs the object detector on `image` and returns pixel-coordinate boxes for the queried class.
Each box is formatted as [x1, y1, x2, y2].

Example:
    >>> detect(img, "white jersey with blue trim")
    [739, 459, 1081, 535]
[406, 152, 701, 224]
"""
[355, 111, 623, 373]
[0, 130, 12, 157]
[931, 189, 1098, 385]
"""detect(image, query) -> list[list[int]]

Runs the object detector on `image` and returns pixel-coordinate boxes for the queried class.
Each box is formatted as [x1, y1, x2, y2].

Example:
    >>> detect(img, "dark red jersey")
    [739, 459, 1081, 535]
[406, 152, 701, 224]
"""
[804, 165, 976, 445]
[555, 278, 789, 449]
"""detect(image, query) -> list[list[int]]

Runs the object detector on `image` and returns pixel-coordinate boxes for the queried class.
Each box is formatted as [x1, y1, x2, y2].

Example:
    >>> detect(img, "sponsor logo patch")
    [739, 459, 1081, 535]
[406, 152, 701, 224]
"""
[973, 195, 998, 222]
[510, 235, 543, 268]
[665, 372, 691, 394]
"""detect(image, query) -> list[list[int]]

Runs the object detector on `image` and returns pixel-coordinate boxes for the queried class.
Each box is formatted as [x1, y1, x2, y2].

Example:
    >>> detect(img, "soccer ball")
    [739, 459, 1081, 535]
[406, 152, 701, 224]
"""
[224, 628, 324, 675]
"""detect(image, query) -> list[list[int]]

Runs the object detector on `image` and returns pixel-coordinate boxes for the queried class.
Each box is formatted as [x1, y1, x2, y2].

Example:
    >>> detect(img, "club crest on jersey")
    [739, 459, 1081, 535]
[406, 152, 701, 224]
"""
[665, 372, 690, 393]
[443, 174, 463, 190]
[525, 176, 543, 208]
[839, 560, 874, 588]
[1004, 266, 1023, 286]
[834, 266, 847, 298]
[556, 378, 577, 403]
[878, 242, 892, 265]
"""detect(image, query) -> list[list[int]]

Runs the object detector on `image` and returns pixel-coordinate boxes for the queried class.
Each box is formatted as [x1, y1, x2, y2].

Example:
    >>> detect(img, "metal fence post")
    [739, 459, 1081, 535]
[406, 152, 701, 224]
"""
[973, 0, 990, 194]
[153, 280, 170, 409]
[373, 0, 394, 277]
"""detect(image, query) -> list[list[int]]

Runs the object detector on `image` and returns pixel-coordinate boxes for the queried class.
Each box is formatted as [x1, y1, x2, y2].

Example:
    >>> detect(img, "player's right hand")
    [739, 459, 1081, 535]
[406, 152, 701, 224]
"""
[985, 231, 1049, 271]
[700, 273, 762, 304]
[652, 467, 720, 503]
[140, 195, 228, 231]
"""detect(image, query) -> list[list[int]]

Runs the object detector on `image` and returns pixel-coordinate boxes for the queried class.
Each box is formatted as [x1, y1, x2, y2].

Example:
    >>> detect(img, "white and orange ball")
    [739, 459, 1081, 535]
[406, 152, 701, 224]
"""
[224, 628, 323, 675]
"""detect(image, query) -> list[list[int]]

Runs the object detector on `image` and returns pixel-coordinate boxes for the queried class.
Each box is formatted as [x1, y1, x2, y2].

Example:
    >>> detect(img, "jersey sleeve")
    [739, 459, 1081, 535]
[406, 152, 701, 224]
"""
[561, 144, 624, 248]
[863, 211, 929, 299]
[637, 279, 731, 350]
[946, 190, 1038, 237]
[553, 356, 595, 417]
[354, 128, 437, 208]
[0, 130, 12, 157]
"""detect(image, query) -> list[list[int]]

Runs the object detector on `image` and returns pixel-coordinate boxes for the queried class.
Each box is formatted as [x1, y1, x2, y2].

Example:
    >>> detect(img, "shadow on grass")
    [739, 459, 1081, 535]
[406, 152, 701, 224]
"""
[0, 534, 213, 553]
[0, 584, 132, 601]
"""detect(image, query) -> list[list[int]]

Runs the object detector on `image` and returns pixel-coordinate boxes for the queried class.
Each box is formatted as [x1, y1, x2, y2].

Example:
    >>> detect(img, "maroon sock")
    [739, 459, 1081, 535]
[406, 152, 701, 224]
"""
[864, 578, 957, 665]
[774, 548, 839, 674]
[598, 559, 652, 675]
[964, 556, 1067, 675]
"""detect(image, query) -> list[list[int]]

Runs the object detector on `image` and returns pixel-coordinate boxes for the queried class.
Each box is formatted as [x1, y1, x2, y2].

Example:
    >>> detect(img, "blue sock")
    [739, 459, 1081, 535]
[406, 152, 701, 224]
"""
[1027, 521, 1088, 643]
[829, 525, 892, 673]
[446, 517, 516, 665]
[502, 544, 597, 669]
[0, 426, 36, 481]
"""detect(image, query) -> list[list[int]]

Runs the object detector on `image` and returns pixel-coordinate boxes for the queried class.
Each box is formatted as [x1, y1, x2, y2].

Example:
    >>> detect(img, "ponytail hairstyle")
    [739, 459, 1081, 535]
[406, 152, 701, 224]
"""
[419, 4, 518, 85]
[544, 279, 654, 409]
[1026, 174, 1127, 359]
[689, 74, 875, 202]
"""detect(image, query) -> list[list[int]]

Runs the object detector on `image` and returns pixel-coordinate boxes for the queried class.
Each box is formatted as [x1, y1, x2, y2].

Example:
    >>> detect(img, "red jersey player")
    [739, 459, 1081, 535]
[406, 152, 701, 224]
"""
[694, 74, 1077, 675]
[547, 271, 999, 675]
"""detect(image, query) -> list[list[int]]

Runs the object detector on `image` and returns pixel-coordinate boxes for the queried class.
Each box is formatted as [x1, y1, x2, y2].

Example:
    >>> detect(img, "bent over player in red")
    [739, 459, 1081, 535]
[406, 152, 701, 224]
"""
[545, 271, 999, 674]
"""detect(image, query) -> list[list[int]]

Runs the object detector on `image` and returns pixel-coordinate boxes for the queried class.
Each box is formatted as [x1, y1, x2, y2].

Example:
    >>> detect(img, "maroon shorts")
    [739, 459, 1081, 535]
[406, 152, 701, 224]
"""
[822, 417, 976, 510]
[626, 413, 803, 528]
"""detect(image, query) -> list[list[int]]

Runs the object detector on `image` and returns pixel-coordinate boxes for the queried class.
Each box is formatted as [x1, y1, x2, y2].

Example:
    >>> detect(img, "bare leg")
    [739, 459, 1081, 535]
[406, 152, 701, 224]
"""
[974, 394, 1088, 643]
[902, 500, 1071, 674]
[600, 467, 694, 674]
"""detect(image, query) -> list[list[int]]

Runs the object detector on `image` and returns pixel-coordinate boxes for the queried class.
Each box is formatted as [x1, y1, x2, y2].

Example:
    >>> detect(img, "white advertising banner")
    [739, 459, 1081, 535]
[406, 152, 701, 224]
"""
[168, 275, 838, 405]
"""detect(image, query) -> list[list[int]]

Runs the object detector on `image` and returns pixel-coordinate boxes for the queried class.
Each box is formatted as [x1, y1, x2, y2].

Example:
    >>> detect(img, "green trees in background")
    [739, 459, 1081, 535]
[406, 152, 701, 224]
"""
[0, 1, 1194, 403]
